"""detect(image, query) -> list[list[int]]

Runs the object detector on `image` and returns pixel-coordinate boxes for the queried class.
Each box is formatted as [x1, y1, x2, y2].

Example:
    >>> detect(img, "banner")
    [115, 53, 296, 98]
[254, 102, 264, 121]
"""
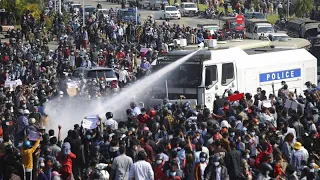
[82, 115, 99, 129]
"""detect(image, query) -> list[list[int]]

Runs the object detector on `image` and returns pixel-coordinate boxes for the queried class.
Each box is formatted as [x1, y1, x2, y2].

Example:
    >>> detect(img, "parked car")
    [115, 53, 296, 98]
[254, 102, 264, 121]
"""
[155, 6, 181, 20]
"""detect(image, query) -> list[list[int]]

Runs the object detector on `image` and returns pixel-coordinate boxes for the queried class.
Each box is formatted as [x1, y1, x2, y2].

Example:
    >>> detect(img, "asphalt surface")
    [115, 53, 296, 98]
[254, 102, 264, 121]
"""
[85, 1, 223, 27]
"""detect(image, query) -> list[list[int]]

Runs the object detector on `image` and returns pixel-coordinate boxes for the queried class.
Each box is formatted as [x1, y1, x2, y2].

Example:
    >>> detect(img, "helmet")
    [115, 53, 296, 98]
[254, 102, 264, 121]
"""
[183, 101, 190, 108]
[42, 146, 52, 156]
[53, 161, 61, 171]
[212, 155, 221, 162]
[200, 152, 208, 159]
[149, 109, 157, 117]
[260, 163, 273, 173]
[105, 112, 113, 119]
[163, 98, 169, 104]
[23, 140, 32, 149]
[5, 144, 14, 154]
[29, 118, 36, 124]
[128, 127, 136, 132]
[152, 122, 160, 131]
[13, 151, 22, 161]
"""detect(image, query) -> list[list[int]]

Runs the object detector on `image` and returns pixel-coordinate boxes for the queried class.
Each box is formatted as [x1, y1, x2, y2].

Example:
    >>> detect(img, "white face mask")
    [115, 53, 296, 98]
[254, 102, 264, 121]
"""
[246, 155, 250, 159]
[40, 162, 45, 167]
[156, 160, 162, 165]
[200, 158, 206, 162]
[250, 132, 255, 136]
[214, 162, 220, 166]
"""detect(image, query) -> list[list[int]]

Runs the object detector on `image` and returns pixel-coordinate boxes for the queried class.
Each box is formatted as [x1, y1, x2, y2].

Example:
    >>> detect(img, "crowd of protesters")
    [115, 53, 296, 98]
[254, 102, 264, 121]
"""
[1, 1, 320, 180]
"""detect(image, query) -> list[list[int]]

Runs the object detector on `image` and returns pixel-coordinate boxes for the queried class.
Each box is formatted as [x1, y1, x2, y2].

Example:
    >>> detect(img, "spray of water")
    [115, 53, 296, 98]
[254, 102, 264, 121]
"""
[45, 49, 200, 136]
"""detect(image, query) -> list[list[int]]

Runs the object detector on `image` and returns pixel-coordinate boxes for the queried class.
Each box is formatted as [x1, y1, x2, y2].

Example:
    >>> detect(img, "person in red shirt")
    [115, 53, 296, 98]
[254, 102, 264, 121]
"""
[255, 140, 273, 168]
[141, 136, 154, 163]
[137, 108, 150, 125]
[116, 49, 125, 59]
[57, 142, 76, 180]
[154, 154, 166, 180]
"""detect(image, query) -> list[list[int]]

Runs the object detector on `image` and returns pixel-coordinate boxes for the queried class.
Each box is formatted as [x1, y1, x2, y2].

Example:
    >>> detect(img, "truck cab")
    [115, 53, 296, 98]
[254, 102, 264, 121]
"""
[150, 0, 168, 10]
[117, 8, 140, 24]
[155, 6, 181, 20]
[245, 20, 274, 39]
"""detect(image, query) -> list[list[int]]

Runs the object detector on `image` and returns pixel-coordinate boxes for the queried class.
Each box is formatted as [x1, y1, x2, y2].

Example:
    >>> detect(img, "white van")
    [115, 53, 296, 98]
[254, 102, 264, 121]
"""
[246, 20, 274, 39]
[180, 2, 198, 16]
[150, 48, 316, 112]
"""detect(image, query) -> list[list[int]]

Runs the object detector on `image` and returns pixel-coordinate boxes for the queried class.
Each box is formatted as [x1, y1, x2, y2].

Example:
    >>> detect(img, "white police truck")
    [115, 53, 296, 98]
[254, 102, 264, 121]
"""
[149, 47, 317, 111]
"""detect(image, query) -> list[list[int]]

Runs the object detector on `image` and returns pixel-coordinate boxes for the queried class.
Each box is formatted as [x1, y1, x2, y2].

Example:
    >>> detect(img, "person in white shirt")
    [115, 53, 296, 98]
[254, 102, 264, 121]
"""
[129, 151, 154, 180]
[103, 112, 118, 130]
[81, 55, 91, 68]
[118, 25, 124, 42]
[130, 102, 141, 116]
[118, 66, 130, 88]
[69, 52, 75, 70]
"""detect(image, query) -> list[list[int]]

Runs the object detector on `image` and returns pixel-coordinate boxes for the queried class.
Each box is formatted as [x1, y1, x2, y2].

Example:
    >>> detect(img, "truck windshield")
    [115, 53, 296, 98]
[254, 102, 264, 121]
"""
[185, 4, 196, 8]
[310, 38, 320, 67]
[166, 7, 177, 11]
[257, 26, 272, 33]
[121, 10, 136, 17]
[156, 63, 201, 88]
[87, 70, 117, 79]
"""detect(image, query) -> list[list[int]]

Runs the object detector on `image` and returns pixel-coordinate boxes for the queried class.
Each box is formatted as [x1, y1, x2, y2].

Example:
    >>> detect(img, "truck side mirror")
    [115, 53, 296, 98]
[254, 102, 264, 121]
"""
[205, 69, 213, 87]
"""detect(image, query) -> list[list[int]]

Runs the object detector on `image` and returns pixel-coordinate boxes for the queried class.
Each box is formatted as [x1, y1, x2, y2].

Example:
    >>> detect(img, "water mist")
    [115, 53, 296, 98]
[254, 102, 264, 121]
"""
[45, 49, 200, 136]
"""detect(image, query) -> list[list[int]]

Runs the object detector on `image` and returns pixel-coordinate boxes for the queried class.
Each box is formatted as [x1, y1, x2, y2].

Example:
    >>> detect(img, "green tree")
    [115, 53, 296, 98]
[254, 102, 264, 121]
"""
[294, 0, 314, 17]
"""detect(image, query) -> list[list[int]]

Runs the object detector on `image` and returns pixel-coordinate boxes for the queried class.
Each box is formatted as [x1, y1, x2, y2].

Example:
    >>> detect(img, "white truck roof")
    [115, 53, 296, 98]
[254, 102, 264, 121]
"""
[255, 23, 272, 26]
[236, 48, 315, 69]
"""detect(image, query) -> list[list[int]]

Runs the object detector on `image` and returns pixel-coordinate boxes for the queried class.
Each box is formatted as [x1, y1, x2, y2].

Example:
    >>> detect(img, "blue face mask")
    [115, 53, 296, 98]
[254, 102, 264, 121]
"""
[230, 132, 235, 137]
[86, 135, 92, 139]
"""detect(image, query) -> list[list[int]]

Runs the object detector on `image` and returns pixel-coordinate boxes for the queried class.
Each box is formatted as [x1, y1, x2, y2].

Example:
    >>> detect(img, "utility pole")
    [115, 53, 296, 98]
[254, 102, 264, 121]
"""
[59, 0, 61, 14]
[55, 0, 57, 12]
[82, 0, 85, 26]
[287, 0, 289, 20]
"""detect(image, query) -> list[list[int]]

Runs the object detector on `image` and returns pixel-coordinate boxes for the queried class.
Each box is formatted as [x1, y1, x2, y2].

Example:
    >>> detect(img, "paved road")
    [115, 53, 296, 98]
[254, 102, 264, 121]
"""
[84, 0, 223, 27]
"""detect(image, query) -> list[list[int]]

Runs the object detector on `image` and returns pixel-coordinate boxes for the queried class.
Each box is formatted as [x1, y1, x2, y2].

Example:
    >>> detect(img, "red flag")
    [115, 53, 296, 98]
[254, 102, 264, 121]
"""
[228, 93, 244, 102]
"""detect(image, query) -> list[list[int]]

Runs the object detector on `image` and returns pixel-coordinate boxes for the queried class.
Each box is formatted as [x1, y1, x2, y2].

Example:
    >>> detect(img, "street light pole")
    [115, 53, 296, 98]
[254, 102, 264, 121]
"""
[83, 0, 85, 26]
[59, 0, 61, 14]
[55, 0, 57, 12]
[287, 0, 289, 19]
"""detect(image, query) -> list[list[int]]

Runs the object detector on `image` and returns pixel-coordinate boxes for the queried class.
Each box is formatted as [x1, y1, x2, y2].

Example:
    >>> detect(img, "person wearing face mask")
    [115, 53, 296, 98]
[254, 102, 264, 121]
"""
[204, 155, 229, 180]
[248, 129, 259, 158]
[240, 150, 252, 180]
[111, 145, 133, 180]
[154, 154, 166, 180]
[118, 66, 130, 88]
[195, 152, 208, 180]
[256, 162, 273, 180]
[139, 57, 150, 71]
[166, 166, 182, 180]
[129, 151, 154, 180]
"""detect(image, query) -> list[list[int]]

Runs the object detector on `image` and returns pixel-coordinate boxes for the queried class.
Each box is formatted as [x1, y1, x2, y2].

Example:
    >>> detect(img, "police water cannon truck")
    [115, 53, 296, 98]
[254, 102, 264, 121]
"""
[149, 47, 317, 112]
